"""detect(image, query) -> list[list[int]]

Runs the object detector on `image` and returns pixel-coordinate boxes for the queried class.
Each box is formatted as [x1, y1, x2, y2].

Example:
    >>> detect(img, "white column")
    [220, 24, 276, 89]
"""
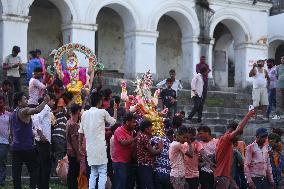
[0, 14, 30, 64]
[234, 43, 268, 88]
[181, 36, 200, 82]
[61, 23, 97, 67]
[124, 31, 159, 79]
[207, 38, 215, 79]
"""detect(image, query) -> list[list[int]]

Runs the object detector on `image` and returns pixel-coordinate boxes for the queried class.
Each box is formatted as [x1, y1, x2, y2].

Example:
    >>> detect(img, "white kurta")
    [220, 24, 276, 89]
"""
[79, 107, 116, 166]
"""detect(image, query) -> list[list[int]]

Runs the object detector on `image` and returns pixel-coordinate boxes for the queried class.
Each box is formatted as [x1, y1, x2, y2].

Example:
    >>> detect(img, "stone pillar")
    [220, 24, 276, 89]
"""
[207, 38, 215, 79]
[0, 14, 30, 64]
[181, 36, 200, 83]
[61, 23, 97, 67]
[234, 43, 268, 88]
[124, 31, 159, 79]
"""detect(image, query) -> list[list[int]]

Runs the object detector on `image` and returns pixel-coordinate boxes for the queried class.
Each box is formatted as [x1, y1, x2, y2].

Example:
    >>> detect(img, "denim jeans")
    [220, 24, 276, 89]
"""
[0, 144, 9, 185]
[7, 76, 21, 93]
[89, 164, 107, 189]
[138, 165, 154, 189]
[155, 172, 172, 189]
[112, 162, 132, 189]
[267, 88, 276, 117]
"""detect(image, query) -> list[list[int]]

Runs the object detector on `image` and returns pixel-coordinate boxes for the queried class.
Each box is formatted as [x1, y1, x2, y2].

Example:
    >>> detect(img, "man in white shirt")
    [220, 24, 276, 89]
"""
[2, 46, 22, 93]
[249, 60, 270, 120]
[157, 69, 183, 95]
[33, 94, 56, 189]
[79, 92, 116, 189]
[188, 67, 208, 123]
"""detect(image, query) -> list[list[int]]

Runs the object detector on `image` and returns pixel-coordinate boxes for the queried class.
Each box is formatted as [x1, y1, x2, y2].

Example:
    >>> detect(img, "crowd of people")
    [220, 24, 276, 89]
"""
[0, 46, 283, 189]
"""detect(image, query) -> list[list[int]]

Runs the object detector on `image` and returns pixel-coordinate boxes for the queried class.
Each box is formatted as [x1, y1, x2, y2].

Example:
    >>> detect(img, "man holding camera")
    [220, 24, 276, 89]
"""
[249, 60, 270, 120]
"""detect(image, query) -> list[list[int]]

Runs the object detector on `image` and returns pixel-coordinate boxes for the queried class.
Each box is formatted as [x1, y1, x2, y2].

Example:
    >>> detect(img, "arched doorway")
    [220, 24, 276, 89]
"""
[211, 18, 248, 88]
[156, 15, 182, 80]
[275, 44, 284, 65]
[269, 39, 284, 65]
[95, 3, 137, 78]
[96, 7, 125, 75]
[28, 0, 63, 59]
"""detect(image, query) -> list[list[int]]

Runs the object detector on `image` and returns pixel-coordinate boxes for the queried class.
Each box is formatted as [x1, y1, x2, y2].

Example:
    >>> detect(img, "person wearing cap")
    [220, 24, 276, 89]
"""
[244, 128, 275, 189]
[2, 46, 23, 93]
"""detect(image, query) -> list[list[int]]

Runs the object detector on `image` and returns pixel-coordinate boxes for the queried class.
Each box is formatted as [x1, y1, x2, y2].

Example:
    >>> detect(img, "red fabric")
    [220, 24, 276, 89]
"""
[112, 126, 134, 163]
[137, 132, 154, 166]
[214, 132, 233, 178]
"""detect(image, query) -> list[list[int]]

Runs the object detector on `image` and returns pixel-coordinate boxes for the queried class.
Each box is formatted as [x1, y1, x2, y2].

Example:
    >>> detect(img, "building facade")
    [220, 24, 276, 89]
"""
[0, 0, 272, 88]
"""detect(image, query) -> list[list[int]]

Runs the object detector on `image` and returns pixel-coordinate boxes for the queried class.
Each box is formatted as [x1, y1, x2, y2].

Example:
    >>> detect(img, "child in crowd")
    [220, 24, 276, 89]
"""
[160, 78, 177, 119]
[169, 126, 193, 189]
[136, 120, 163, 189]
[102, 88, 113, 109]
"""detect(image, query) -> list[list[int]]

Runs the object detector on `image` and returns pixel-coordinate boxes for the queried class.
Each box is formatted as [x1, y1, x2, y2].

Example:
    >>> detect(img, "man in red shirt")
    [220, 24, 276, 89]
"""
[112, 113, 137, 189]
[215, 109, 255, 189]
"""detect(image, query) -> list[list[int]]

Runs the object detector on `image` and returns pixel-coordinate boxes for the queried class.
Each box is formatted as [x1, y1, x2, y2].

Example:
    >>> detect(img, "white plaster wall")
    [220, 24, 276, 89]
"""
[27, 5, 62, 58]
[156, 15, 182, 80]
[97, 8, 125, 73]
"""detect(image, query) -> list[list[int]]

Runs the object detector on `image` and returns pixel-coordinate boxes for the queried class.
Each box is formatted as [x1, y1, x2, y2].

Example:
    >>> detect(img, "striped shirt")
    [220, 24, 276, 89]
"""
[52, 108, 67, 139]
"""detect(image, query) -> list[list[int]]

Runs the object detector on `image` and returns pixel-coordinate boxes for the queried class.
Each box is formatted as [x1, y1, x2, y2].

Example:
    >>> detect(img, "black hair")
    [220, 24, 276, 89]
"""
[187, 127, 196, 135]
[172, 115, 183, 128]
[114, 96, 121, 104]
[176, 126, 188, 136]
[268, 133, 281, 143]
[123, 113, 136, 124]
[35, 49, 42, 55]
[29, 50, 37, 58]
[0, 95, 5, 102]
[197, 126, 212, 135]
[49, 93, 56, 101]
[227, 121, 238, 131]
[166, 78, 173, 83]
[38, 97, 44, 104]
[267, 58, 275, 65]
[90, 92, 103, 107]
[272, 128, 284, 136]
[169, 69, 175, 74]
[53, 78, 63, 87]
[2, 80, 12, 86]
[103, 88, 112, 99]
[13, 92, 25, 106]
[33, 67, 43, 73]
[12, 46, 20, 53]
[166, 129, 174, 137]
[179, 111, 185, 115]
[139, 120, 152, 132]
[70, 103, 81, 114]
[62, 91, 73, 101]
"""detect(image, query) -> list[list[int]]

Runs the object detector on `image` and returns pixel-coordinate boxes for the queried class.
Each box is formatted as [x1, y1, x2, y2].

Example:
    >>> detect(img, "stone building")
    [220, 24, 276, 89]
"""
[0, 0, 274, 88]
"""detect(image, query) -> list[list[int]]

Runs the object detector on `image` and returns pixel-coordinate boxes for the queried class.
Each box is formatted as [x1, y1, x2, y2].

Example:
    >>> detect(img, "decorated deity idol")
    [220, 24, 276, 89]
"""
[64, 51, 83, 104]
